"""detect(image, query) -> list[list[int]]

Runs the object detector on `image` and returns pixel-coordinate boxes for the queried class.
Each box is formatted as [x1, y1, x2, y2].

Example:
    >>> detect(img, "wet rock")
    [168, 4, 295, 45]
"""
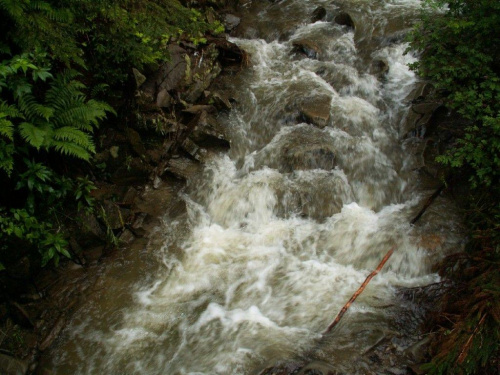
[76, 212, 106, 247]
[206, 35, 246, 66]
[182, 104, 217, 114]
[255, 126, 337, 173]
[298, 96, 332, 128]
[182, 44, 222, 103]
[83, 246, 104, 263]
[125, 128, 149, 161]
[156, 89, 173, 108]
[211, 92, 232, 111]
[181, 137, 208, 162]
[111, 157, 152, 186]
[0, 353, 28, 375]
[164, 157, 202, 180]
[402, 103, 444, 139]
[122, 187, 139, 205]
[119, 229, 135, 244]
[190, 111, 229, 146]
[135, 89, 155, 106]
[132, 68, 146, 88]
[39, 315, 65, 351]
[148, 44, 188, 93]
[224, 14, 241, 31]
[292, 39, 321, 59]
[101, 200, 130, 230]
[334, 12, 355, 29]
[311, 6, 327, 22]
[372, 59, 389, 76]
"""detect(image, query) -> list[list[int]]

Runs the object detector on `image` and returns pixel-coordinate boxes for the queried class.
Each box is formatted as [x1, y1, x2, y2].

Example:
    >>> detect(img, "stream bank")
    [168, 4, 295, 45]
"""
[0, 2, 246, 373]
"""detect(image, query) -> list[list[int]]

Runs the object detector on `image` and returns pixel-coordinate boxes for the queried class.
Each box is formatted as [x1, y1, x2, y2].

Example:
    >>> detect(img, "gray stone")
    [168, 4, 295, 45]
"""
[224, 14, 241, 31]
[182, 138, 208, 162]
[143, 45, 188, 95]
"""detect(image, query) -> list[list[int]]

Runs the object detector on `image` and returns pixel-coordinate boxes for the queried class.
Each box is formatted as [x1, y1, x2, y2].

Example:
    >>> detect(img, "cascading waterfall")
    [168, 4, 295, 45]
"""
[46, 0, 463, 374]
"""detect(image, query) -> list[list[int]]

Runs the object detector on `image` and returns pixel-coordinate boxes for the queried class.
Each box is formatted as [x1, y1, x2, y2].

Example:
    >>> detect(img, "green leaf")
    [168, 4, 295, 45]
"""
[19, 122, 47, 149]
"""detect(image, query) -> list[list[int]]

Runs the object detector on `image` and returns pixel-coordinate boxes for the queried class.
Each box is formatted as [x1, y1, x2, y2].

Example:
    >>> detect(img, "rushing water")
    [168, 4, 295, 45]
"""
[46, 1, 463, 374]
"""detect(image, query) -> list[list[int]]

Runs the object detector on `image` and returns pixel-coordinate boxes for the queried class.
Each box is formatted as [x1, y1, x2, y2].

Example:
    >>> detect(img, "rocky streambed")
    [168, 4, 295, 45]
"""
[1, 1, 466, 374]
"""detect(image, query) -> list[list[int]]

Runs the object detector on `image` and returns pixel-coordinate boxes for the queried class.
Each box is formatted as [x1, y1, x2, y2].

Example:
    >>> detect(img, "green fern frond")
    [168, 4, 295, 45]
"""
[33, 104, 54, 121]
[88, 99, 116, 117]
[19, 121, 49, 149]
[0, 101, 22, 118]
[30, 1, 72, 23]
[50, 140, 92, 161]
[0, 139, 15, 175]
[52, 126, 94, 148]
[0, 0, 28, 21]
[17, 93, 39, 122]
[0, 118, 14, 140]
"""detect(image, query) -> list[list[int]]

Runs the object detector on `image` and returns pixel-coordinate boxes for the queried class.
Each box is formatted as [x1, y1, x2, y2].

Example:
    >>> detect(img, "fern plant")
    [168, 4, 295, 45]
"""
[0, 54, 114, 174]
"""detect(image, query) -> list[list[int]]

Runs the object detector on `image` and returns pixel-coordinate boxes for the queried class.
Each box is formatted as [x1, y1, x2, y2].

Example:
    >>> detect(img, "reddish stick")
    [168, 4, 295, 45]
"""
[324, 246, 396, 334]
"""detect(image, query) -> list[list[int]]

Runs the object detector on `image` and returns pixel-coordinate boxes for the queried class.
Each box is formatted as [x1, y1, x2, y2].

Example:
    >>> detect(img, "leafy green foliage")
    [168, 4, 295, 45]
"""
[407, 0, 500, 188]
[0, 208, 70, 266]
[0, 0, 217, 273]
[0, 54, 114, 174]
[408, 2, 500, 373]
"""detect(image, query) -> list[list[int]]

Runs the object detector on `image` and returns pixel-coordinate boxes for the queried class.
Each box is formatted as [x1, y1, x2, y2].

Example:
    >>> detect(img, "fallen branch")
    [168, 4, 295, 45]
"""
[324, 246, 395, 334]
[411, 184, 446, 225]
[457, 313, 487, 364]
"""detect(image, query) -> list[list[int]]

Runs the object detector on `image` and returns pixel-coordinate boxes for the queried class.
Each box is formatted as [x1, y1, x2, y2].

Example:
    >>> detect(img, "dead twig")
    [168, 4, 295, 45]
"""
[324, 246, 396, 334]
[411, 184, 446, 225]
[457, 313, 487, 364]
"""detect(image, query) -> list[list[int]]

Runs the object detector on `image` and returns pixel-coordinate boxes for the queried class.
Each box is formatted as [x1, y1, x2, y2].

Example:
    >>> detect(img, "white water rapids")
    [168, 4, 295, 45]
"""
[46, 0, 463, 374]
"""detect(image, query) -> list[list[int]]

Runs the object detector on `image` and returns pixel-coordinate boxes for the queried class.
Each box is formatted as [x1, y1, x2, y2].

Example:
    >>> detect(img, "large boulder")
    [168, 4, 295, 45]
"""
[190, 111, 229, 147]
[182, 44, 222, 103]
[298, 95, 332, 128]
[164, 157, 203, 180]
[253, 125, 337, 173]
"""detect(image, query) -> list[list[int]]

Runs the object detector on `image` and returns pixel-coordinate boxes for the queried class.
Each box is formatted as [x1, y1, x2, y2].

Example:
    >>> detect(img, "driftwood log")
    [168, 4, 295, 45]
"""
[324, 246, 395, 334]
